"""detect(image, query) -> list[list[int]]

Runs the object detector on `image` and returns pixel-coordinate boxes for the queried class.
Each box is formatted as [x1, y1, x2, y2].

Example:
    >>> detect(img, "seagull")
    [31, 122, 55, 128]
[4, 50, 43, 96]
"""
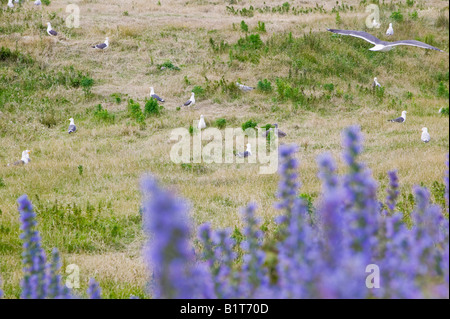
[373, 77, 381, 88]
[386, 23, 394, 36]
[68, 118, 77, 134]
[92, 37, 109, 50]
[327, 29, 444, 52]
[236, 143, 252, 158]
[372, 18, 381, 29]
[7, 0, 14, 8]
[46, 22, 58, 36]
[198, 115, 206, 130]
[7, 150, 31, 166]
[263, 123, 287, 138]
[421, 127, 430, 143]
[388, 110, 407, 123]
[149, 87, 165, 102]
[182, 92, 195, 107]
[34, 0, 41, 5]
[236, 82, 255, 92]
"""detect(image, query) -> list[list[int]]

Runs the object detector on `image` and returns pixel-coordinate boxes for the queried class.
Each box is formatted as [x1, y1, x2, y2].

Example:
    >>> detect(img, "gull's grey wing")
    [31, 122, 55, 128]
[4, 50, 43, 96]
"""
[95, 43, 107, 49]
[387, 40, 444, 52]
[327, 29, 382, 46]
[49, 30, 58, 36]
[68, 125, 76, 133]
[388, 117, 404, 123]
[183, 100, 192, 106]
[151, 94, 165, 102]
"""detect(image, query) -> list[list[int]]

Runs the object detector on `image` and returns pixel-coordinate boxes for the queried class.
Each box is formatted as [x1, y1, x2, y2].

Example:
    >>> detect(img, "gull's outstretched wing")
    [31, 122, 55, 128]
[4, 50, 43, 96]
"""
[388, 40, 444, 52]
[327, 29, 382, 45]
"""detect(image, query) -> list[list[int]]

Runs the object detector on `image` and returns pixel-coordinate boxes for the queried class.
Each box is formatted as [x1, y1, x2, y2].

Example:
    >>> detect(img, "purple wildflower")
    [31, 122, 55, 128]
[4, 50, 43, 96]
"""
[141, 176, 215, 299]
[385, 170, 400, 214]
[87, 278, 102, 299]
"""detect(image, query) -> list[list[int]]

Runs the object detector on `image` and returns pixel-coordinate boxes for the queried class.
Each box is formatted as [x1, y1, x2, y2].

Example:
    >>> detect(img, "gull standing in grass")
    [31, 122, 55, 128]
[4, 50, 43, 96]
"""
[7, 0, 14, 8]
[68, 118, 77, 134]
[386, 23, 394, 36]
[7, 150, 31, 166]
[388, 111, 407, 123]
[421, 127, 431, 143]
[236, 82, 255, 92]
[92, 37, 109, 50]
[46, 22, 58, 36]
[236, 143, 252, 158]
[198, 115, 206, 130]
[182, 92, 195, 107]
[34, 0, 41, 5]
[373, 77, 381, 88]
[327, 29, 444, 52]
[263, 123, 287, 138]
[149, 87, 165, 102]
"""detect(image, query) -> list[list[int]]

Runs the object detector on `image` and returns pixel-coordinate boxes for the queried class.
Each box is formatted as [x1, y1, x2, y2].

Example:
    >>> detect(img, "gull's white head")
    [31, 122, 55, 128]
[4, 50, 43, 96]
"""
[47, 22, 51, 28]
[402, 111, 407, 116]
[422, 127, 428, 132]
[150, 87, 154, 94]
[246, 143, 251, 151]
[374, 77, 378, 81]
[200, 115, 204, 119]
[105, 37, 109, 43]
[69, 118, 75, 124]
[191, 92, 195, 97]
[21, 150, 31, 163]
[389, 23, 393, 27]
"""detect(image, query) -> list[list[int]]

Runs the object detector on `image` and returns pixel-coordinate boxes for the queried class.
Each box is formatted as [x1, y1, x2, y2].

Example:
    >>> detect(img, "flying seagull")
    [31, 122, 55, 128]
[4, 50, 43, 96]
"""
[386, 23, 394, 36]
[182, 92, 195, 107]
[7, 0, 14, 8]
[236, 143, 252, 158]
[388, 110, 407, 123]
[149, 87, 165, 102]
[7, 150, 31, 166]
[46, 23, 58, 36]
[421, 127, 430, 143]
[198, 115, 206, 130]
[68, 118, 76, 134]
[327, 29, 444, 52]
[263, 123, 287, 138]
[373, 77, 381, 88]
[92, 37, 109, 50]
[236, 82, 255, 92]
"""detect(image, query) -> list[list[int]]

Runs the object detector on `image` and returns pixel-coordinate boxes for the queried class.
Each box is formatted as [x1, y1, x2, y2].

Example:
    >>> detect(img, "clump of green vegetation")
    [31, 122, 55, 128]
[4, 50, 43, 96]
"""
[335, 12, 342, 25]
[127, 99, 145, 125]
[391, 11, 404, 22]
[192, 85, 205, 97]
[188, 125, 194, 136]
[123, 11, 129, 16]
[215, 118, 227, 129]
[230, 34, 265, 64]
[144, 98, 163, 117]
[240, 20, 249, 32]
[406, 0, 414, 7]
[78, 165, 83, 176]
[0, 177, 6, 188]
[410, 11, 418, 20]
[41, 0, 51, 5]
[257, 79, 272, 92]
[93, 104, 115, 123]
[435, 11, 449, 29]
[437, 81, 449, 98]
[375, 86, 385, 99]
[158, 60, 180, 71]
[256, 21, 266, 32]
[110, 93, 123, 104]
[439, 107, 449, 116]
[323, 83, 334, 92]
[241, 119, 258, 131]
[81, 76, 94, 96]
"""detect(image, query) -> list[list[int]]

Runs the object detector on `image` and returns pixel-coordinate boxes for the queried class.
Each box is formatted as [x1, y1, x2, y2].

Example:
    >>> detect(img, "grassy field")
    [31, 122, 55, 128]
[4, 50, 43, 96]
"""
[0, 0, 449, 298]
